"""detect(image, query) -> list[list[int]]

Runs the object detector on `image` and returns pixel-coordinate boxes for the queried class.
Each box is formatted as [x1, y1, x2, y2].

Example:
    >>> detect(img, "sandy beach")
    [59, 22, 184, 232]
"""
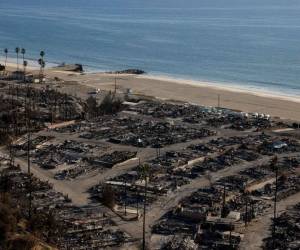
[43, 69, 300, 121]
[3, 62, 300, 121]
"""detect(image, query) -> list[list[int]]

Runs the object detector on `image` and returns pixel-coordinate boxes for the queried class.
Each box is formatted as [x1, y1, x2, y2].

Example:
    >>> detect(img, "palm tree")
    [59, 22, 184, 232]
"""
[3, 48, 8, 75]
[38, 58, 45, 83]
[40, 51, 45, 77]
[15, 47, 20, 71]
[40, 50, 45, 61]
[21, 48, 26, 69]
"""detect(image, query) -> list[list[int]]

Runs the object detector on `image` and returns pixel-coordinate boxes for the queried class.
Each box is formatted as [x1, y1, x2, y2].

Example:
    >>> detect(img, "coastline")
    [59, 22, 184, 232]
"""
[2, 60, 300, 120]
[137, 74, 300, 104]
[2, 57, 300, 103]
[0, 57, 57, 71]
[43, 69, 300, 121]
[3, 61, 39, 71]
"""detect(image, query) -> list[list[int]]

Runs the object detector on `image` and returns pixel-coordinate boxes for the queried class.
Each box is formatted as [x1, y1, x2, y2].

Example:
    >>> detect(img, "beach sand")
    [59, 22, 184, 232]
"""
[44, 69, 300, 121]
[3, 63, 300, 121]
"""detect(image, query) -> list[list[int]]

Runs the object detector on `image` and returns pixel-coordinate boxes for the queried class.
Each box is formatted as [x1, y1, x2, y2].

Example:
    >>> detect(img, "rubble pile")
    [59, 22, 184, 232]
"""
[128, 101, 201, 118]
[152, 214, 198, 236]
[258, 138, 300, 155]
[91, 174, 159, 209]
[209, 134, 300, 157]
[56, 206, 130, 249]
[55, 115, 121, 134]
[187, 143, 216, 155]
[0, 165, 66, 211]
[0, 94, 39, 140]
[217, 175, 249, 192]
[90, 146, 215, 208]
[0, 82, 83, 144]
[251, 174, 300, 201]
[191, 149, 242, 174]
[33, 140, 95, 169]
[0, 80, 299, 249]
[109, 120, 215, 147]
[161, 236, 198, 250]
[263, 203, 300, 250]
[54, 150, 137, 180]
[11, 86, 82, 120]
[13, 135, 53, 152]
[176, 187, 224, 220]
[90, 130, 300, 210]
[55, 115, 216, 147]
[195, 223, 242, 250]
[0, 164, 131, 249]
[239, 167, 271, 181]
[152, 157, 299, 249]
[282, 156, 300, 169]
[126, 100, 277, 131]
[85, 151, 137, 168]
[206, 113, 272, 131]
[152, 182, 246, 249]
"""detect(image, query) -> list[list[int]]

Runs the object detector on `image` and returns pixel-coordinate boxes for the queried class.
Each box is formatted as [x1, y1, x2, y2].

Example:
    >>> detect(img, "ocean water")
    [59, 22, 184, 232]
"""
[1, 0, 300, 96]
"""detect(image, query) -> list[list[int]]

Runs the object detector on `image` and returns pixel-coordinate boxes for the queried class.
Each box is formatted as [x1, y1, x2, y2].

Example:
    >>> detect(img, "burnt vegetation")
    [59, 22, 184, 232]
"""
[84, 92, 123, 119]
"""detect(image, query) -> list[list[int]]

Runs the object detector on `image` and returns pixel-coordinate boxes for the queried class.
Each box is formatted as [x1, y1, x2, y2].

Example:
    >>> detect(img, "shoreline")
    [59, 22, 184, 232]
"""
[70, 69, 300, 105]
[2, 57, 300, 103]
[84, 68, 300, 102]
[0, 57, 58, 71]
[44, 70, 300, 121]
[137, 74, 300, 104]
[2, 60, 300, 120]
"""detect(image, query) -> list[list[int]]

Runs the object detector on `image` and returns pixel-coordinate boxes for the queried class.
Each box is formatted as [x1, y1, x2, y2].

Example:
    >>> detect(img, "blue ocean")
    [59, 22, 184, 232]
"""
[1, 0, 300, 96]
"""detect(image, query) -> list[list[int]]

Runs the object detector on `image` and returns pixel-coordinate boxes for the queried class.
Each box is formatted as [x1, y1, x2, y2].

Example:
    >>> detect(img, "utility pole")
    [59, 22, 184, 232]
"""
[26, 78, 32, 219]
[245, 195, 248, 226]
[136, 186, 139, 217]
[124, 180, 127, 216]
[272, 163, 279, 248]
[140, 163, 149, 250]
[271, 155, 278, 249]
[113, 77, 127, 97]
[217, 94, 220, 108]
[250, 200, 253, 223]
[136, 158, 141, 217]
[8, 82, 16, 166]
[51, 89, 55, 124]
[221, 184, 226, 218]
[229, 222, 233, 248]
[143, 175, 148, 250]
[54, 87, 58, 123]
